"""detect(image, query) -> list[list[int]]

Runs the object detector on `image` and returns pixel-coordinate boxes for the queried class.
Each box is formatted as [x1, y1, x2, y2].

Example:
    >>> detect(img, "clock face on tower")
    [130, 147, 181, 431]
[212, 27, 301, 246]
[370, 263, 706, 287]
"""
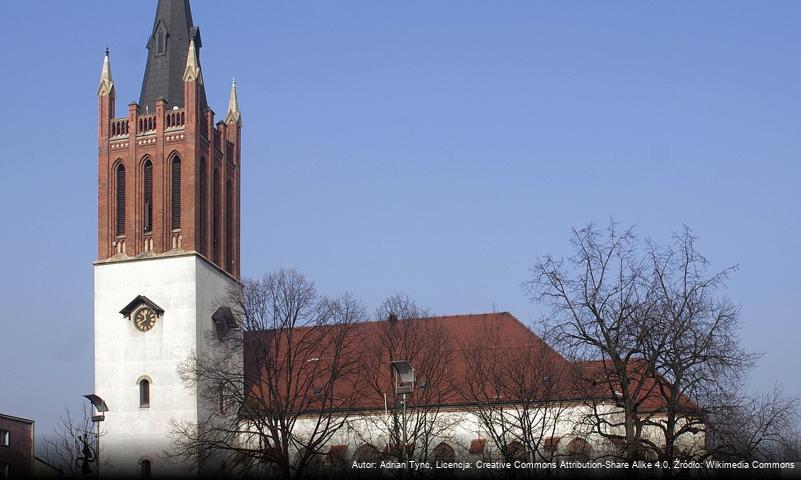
[133, 307, 157, 332]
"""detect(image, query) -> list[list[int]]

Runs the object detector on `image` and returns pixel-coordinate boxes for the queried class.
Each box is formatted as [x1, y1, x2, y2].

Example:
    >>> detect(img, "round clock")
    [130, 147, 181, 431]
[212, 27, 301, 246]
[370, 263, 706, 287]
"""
[133, 307, 157, 332]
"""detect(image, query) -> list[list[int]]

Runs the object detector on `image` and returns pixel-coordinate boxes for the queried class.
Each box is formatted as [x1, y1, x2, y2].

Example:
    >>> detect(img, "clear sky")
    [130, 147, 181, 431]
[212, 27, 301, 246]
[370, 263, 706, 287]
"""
[0, 1, 799, 438]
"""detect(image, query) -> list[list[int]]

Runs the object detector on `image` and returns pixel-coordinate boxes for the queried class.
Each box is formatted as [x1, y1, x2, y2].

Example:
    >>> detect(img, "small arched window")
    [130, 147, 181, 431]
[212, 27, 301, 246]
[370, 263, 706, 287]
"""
[140, 459, 152, 479]
[353, 444, 381, 463]
[566, 437, 592, 461]
[171, 156, 181, 230]
[139, 379, 150, 407]
[143, 160, 153, 233]
[225, 180, 233, 271]
[507, 440, 527, 462]
[115, 164, 126, 236]
[431, 442, 455, 464]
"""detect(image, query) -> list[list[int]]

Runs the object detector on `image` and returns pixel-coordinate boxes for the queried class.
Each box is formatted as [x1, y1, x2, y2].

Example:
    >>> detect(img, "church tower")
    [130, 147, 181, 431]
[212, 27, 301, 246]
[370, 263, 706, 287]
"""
[94, 0, 242, 475]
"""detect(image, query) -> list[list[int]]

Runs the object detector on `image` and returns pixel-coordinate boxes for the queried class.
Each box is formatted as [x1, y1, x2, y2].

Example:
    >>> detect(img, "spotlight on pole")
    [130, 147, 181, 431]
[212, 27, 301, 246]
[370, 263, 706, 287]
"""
[83, 394, 108, 477]
[390, 360, 415, 394]
[83, 394, 109, 421]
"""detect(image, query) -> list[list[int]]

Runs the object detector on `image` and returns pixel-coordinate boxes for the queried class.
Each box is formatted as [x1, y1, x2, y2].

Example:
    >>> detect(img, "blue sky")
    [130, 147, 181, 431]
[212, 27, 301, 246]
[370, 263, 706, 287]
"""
[0, 1, 799, 437]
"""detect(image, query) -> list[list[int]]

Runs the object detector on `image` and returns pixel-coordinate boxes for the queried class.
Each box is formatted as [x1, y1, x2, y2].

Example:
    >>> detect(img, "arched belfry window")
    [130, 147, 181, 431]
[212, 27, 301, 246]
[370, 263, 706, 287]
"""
[115, 164, 126, 236]
[139, 378, 150, 407]
[199, 157, 207, 254]
[225, 180, 233, 271]
[171, 156, 181, 230]
[212, 168, 220, 263]
[143, 159, 153, 233]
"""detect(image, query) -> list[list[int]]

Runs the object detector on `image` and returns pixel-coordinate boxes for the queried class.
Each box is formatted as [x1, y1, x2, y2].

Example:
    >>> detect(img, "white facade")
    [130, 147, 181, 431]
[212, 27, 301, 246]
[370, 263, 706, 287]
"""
[94, 253, 237, 477]
[246, 405, 705, 473]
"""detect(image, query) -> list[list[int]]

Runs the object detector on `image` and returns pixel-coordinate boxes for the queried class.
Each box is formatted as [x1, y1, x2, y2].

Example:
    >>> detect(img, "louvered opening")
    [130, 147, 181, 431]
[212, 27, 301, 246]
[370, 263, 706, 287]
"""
[212, 168, 220, 264]
[199, 157, 207, 254]
[225, 180, 233, 271]
[171, 157, 181, 230]
[116, 164, 126, 236]
[143, 160, 153, 233]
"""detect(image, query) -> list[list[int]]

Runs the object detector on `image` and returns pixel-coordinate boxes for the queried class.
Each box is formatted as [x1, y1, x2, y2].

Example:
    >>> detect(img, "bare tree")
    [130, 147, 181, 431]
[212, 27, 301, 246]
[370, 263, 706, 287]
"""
[460, 318, 571, 477]
[41, 404, 104, 476]
[639, 228, 755, 468]
[169, 269, 367, 478]
[355, 294, 460, 474]
[526, 222, 660, 460]
[705, 386, 800, 463]
[527, 221, 799, 468]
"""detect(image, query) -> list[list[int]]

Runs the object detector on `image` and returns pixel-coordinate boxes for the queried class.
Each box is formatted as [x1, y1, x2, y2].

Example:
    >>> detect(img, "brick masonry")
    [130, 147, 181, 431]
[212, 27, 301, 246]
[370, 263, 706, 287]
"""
[97, 55, 241, 279]
[0, 414, 34, 478]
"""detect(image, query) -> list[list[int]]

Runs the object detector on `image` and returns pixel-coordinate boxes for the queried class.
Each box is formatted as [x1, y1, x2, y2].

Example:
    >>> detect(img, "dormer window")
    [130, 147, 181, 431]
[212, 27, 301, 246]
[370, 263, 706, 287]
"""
[155, 22, 168, 56]
[212, 307, 236, 340]
[157, 31, 165, 55]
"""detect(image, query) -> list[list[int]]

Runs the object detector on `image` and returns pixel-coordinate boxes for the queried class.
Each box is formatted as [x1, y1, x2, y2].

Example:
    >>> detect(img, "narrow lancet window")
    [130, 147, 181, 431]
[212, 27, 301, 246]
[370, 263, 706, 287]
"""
[116, 164, 126, 236]
[199, 158, 207, 254]
[171, 157, 181, 230]
[143, 160, 153, 233]
[212, 168, 220, 263]
[225, 180, 233, 271]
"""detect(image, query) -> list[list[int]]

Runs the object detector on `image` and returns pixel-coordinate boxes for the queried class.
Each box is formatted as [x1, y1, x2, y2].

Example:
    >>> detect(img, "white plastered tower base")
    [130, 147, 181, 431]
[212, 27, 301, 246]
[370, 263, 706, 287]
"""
[94, 253, 237, 477]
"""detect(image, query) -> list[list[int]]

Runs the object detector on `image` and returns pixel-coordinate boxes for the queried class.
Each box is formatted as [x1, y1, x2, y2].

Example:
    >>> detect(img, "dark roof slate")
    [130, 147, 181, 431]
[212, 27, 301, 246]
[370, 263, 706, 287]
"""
[139, 0, 208, 112]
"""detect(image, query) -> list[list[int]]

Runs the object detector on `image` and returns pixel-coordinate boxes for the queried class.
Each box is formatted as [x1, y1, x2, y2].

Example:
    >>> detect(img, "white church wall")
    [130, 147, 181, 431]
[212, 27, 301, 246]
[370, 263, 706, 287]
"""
[241, 402, 705, 472]
[94, 254, 238, 477]
[193, 256, 240, 425]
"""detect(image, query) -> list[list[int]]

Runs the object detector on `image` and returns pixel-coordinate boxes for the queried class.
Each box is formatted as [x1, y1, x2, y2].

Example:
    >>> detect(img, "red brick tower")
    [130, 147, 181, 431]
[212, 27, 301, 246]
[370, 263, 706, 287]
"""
[97, 0, 241, 279]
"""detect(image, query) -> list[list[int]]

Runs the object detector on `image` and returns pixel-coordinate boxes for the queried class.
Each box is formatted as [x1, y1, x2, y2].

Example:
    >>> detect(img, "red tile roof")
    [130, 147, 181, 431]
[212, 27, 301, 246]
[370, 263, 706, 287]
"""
[242, 312, 695, 415]
[574, 359, 699, 414]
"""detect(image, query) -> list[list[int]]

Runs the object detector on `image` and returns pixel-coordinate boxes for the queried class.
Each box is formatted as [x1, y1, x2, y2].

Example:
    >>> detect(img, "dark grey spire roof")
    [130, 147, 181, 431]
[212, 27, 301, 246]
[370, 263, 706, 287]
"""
[139, 0, 208, 112]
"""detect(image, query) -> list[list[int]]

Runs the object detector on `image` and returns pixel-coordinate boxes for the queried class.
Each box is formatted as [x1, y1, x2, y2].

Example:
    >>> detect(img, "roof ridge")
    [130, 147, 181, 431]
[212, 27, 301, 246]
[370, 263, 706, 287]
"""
[357, 311, 515, 325]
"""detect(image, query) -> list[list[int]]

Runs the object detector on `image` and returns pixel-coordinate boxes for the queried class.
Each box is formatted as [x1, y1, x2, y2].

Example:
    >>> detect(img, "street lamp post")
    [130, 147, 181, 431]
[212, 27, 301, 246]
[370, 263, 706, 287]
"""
[389, 360, 415, 471]
[83, 394, 108, 478]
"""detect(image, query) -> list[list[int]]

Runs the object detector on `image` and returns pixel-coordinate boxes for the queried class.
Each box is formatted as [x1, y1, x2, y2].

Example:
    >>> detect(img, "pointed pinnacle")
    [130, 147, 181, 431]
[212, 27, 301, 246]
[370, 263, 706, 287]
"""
[182, 37, 202, 84]
[226, 77, 241, 125]
[98, 49, 115, 97]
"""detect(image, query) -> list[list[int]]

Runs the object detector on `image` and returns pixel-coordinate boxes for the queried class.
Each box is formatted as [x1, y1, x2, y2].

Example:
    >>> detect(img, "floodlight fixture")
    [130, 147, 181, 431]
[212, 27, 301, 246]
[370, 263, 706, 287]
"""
[390, 360, 415, 395]
[84, 394, 109, 413]
[83, 394, 107, 476]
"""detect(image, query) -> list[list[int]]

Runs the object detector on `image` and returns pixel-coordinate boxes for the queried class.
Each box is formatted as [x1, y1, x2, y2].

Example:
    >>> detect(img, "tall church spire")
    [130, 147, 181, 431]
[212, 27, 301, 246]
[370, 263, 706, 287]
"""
[139, 0, 207, 111]
[225, 78, 241, 125]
